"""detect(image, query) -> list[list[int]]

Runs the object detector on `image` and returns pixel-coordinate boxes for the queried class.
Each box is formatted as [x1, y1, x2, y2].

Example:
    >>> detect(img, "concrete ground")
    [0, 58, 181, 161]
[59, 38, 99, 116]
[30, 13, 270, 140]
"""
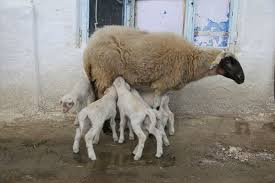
[0, 115, 275, 183]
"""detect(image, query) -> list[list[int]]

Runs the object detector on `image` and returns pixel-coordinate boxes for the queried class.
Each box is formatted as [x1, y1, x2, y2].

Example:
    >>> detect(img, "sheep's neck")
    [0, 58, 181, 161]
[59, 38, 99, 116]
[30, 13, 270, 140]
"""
[187, 48, 222, 82]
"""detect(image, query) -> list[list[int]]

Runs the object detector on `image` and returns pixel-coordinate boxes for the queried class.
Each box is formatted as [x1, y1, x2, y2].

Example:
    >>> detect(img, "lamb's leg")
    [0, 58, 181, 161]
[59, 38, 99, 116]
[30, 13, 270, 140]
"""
[93, 131, 100, 144]
[110, 117, 118, 142]
[168, 111, 175, 135]
[131, 121, 146, 160]
[85, 126, 100, 160]
[127, 120, 135, 140]
[133, 130, 148, 155]
[148, 126, 163, 158]
[118, 112, 127, 144]
[73, 127, 81, 153]
[159, 124, 170, 146]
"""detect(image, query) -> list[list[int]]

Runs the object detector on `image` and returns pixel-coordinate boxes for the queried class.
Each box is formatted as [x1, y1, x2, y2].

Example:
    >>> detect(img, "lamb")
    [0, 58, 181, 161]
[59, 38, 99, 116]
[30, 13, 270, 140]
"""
[72, 86, 118, 160]
[113, 77, 163, 160]
[137, 90, 175, 136]
[60, 76, 95, 124]
[131, 89, 170, 146]
[83, 25, 244, 107]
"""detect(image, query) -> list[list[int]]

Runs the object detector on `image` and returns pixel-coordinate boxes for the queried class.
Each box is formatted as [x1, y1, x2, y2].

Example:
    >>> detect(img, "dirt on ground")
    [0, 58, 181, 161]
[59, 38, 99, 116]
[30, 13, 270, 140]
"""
[0, 115, 275, 183]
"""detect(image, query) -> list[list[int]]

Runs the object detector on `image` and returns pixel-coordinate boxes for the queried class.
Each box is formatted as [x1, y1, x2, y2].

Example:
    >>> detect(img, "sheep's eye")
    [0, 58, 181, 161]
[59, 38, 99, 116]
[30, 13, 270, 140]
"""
[68, 102, 74, 106]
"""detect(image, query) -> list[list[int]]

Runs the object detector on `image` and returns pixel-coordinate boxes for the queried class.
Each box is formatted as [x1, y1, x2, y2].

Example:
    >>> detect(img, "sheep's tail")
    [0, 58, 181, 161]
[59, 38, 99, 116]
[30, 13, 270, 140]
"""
[83, 49, 99, 100]
[83, 50, 92, 82]
[145, 109, 157, 133]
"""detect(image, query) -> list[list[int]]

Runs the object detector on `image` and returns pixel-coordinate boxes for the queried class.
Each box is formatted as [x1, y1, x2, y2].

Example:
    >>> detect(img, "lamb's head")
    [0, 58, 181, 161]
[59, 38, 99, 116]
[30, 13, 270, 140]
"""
[60, 94, 76, 113]
[113, 77, 131, 90]
[211, 52, 245, 84]
[103, 86, 117, 99]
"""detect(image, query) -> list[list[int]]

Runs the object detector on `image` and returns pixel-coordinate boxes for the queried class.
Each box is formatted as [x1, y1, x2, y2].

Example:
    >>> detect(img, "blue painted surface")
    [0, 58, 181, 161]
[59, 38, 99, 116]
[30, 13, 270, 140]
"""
[191, 0, 231, 48]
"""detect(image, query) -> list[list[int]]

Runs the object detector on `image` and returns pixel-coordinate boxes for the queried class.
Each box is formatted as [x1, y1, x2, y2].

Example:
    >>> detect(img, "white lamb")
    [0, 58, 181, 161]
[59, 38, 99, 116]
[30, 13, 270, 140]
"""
[137, 90, 175, 136]
[72, 86, 118, 160]
[60, 76, 95, 123]
[131, 89, 170, 146]
[113, 77, 163, 160]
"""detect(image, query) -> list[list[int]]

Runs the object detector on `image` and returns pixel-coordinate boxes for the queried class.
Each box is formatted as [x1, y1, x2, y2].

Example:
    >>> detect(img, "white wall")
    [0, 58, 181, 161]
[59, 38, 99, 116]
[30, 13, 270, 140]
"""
[0, 0, 82, 119]
[135, 0, 184, 35]
[0, 0, 274, 121]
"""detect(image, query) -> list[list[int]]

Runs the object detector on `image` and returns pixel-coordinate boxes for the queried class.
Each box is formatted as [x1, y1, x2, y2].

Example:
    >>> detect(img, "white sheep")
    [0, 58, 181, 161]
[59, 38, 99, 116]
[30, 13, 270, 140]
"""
[131, 89, 170, 146]
[72, 86, 118, 160]
[137, 90, 175, 136]
[113, 77, 163, 160]
[60, 76, 95, 123]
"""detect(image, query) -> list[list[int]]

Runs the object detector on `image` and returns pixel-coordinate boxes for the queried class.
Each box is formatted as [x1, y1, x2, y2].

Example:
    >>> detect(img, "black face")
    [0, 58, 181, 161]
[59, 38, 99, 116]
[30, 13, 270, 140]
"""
[217, 56, 245, 84]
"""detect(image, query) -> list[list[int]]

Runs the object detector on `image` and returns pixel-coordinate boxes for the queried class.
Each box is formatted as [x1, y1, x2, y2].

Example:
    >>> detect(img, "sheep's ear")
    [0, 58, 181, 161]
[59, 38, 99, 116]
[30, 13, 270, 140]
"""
[209, 51, 226, 70]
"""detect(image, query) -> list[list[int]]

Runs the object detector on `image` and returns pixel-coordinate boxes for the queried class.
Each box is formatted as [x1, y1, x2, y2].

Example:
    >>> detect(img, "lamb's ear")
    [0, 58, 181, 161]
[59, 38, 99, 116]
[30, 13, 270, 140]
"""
[209, 51, 226, 70]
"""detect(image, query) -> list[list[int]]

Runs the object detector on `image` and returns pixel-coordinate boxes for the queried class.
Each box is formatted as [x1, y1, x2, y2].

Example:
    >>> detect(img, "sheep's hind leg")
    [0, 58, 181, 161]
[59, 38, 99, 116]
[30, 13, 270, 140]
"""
[118, 112, 127, 143]
[131, 121, 146, 160]
[73, 127, 81, 153]
[110, 117, 118, 142]
[149, 126, 163, 158]
[85, 126, 101, 160]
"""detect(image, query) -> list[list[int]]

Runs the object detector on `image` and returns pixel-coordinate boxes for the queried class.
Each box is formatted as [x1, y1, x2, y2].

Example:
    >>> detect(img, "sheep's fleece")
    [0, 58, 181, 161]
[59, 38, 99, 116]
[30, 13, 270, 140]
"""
[83, 25, 245, 98]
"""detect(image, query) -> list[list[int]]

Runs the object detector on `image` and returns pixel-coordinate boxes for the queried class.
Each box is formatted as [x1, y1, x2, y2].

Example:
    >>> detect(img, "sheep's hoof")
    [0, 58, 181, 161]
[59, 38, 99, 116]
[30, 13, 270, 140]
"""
[73, 145, 79, 153]
[134, 154, 141, 160]
[169, 129, 175, 136]
[118, 139, 124, 144]
[113, 136, 119, 142]
[88, 153, 97, 160]
[129, 135, 135, 140]
[164, 140, 170, 146]
[155, 153, 163, 158]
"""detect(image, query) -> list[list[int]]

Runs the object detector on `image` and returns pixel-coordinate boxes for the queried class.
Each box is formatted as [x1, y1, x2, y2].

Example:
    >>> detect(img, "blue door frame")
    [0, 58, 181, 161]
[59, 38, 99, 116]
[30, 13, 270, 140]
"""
[184, 0, 239, 49]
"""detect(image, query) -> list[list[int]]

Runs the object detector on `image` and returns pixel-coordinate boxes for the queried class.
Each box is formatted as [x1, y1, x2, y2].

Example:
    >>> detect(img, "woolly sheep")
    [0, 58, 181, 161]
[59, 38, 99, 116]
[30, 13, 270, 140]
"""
[83, 25, 245, 107]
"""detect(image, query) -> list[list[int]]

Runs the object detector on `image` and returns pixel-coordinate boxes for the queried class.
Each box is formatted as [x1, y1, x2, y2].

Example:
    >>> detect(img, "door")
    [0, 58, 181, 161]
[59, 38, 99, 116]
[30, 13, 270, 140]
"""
[89, 0, 124, 35]
[185, 0, 237, 48]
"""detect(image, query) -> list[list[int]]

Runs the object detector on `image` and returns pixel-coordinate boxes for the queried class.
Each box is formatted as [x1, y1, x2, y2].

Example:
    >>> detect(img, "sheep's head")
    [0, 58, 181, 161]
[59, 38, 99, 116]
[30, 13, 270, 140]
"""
[217, 55, 245, 84]
[211, 52, 245, 84]
[60, 95, 75, 113]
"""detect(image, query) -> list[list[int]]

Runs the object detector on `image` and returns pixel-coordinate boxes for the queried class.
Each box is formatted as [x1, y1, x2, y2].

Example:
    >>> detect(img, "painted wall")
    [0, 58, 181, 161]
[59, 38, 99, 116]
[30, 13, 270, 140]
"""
[0, 0, 82, 120]
[135, 0, 184, 35]
[0, 0, 274, 122]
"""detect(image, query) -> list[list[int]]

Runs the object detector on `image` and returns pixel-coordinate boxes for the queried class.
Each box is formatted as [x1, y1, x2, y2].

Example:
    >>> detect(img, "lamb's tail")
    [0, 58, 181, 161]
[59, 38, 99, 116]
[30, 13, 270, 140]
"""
[145, 109, 157, 133]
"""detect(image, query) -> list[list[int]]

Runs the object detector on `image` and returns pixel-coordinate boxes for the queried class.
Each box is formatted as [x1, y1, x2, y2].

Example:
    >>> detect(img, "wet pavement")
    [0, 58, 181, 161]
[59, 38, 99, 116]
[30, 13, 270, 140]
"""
[0, 116, 275, 183]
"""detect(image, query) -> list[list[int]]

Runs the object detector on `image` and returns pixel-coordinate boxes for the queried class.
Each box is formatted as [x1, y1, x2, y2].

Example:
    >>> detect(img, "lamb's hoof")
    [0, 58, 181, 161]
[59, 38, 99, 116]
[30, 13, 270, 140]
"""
[118, 139, 124, 144]
[73, 145, 79, 154]
[155, 153, 163, 158]
[129, 135, 135, 140]
[88, 153, 97, 160]
[164, 140, 170, 146]
[169, 129, 175, 136]
[113, 136, 119, 142]
[134, 154, 141, 160]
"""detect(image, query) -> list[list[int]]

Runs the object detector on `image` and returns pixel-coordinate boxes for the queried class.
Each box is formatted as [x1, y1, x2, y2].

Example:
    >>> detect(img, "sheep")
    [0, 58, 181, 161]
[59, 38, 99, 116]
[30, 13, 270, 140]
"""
[60, 76, 95, 124]
[113, 77, 163, 160]
[72, 86, 118, 160]
[137, 90, 175, 136]
[83, 25, 245, 108]
[131, 89, 170, 146]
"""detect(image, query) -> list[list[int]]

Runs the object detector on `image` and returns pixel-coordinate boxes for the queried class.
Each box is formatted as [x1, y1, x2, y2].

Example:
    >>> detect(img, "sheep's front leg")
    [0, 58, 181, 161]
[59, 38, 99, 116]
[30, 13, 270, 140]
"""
[110, 117, 118, 142]
[85, 126, 100, 160]
[73, 127, 81, 153]
[118, 112, 127, 144]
